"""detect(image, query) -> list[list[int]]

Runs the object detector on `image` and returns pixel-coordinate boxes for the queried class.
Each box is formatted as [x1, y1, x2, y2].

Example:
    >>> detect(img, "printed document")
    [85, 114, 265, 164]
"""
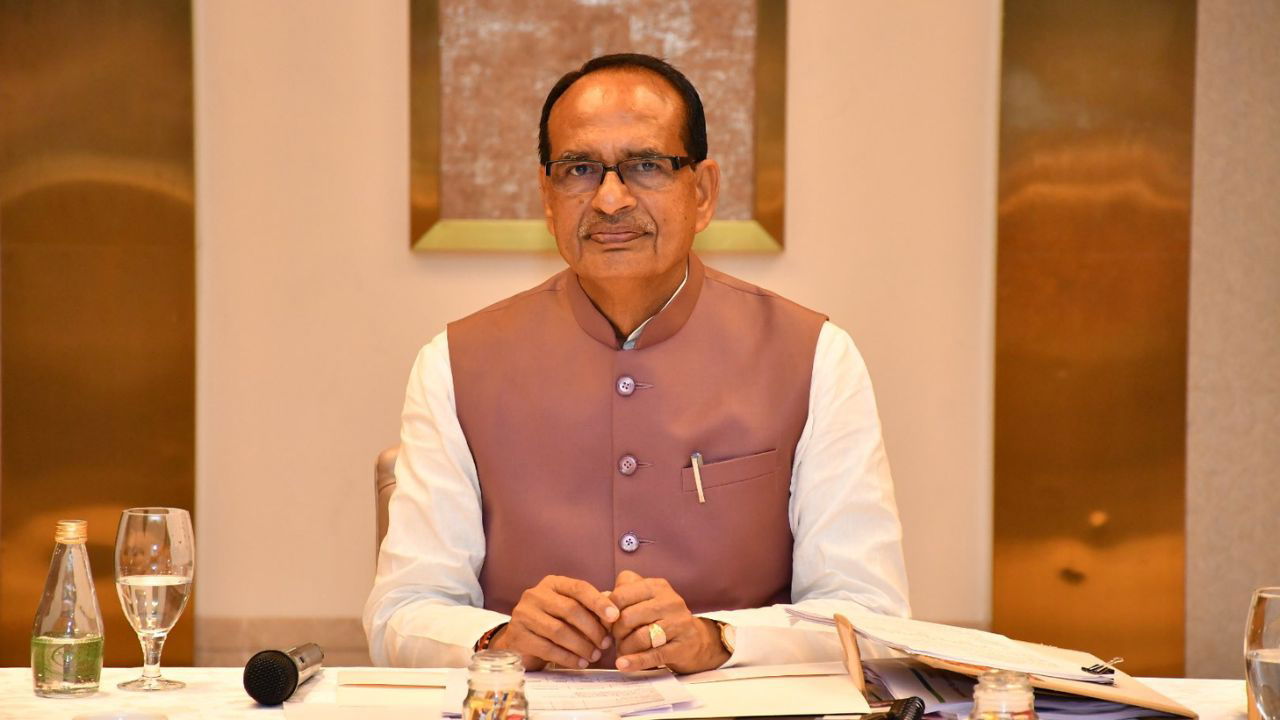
[787, 607, 1113, 684]
[442, 669, 695, 716]
[863, 658, 1175, 720]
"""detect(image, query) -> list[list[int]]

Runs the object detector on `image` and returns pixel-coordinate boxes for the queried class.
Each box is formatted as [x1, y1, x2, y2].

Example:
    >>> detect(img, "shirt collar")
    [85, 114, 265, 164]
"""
[564, 253, 707, 351]
[621, 262, 690, 350]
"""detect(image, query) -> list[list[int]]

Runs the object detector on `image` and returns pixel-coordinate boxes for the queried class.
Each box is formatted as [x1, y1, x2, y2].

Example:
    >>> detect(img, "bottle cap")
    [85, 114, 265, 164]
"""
[469, 649, 523, 673]
[55, 520, 88, 544]
[973, 669, 1034, 715]
[976, 669, 1031, 691]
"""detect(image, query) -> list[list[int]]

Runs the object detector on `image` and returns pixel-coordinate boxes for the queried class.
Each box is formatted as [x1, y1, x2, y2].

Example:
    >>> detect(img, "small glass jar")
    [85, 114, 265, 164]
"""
[970, 669, 1037, 720]
[464, 649, 528, 720]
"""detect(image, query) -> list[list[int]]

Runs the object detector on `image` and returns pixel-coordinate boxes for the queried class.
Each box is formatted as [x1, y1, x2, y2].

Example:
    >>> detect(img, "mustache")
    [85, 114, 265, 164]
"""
[578, 212, 655, 238]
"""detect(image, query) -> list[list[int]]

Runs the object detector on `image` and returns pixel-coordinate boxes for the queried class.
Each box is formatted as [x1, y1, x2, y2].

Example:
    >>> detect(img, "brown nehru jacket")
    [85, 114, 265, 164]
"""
[448, 254, 826, 617]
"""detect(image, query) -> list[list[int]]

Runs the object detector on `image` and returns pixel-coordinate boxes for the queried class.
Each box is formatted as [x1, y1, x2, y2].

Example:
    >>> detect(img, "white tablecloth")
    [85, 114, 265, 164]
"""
[1, 668, 280, 719]
[0, 667, 1250, 720]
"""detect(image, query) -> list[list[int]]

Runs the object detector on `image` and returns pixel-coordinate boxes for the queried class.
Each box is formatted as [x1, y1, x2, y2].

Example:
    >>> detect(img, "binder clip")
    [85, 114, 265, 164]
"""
[1082, 656, 1125, 675]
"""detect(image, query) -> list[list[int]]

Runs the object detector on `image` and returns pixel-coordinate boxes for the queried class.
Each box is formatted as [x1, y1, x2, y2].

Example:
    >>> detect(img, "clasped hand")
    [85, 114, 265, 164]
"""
[488, 570, 729, 674]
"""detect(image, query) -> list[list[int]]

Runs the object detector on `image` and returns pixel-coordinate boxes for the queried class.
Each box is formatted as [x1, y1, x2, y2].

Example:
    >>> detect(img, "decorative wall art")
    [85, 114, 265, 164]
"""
[410, 0, 786, 252]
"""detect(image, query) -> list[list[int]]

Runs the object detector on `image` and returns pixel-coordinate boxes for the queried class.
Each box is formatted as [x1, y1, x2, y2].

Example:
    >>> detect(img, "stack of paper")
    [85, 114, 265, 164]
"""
[863, 658, 1176, 720]
[333, 665, 870, 718]
[786, 607, 1114, 684]
[629, 673, 870, 719]
[443, 669, 696, 717]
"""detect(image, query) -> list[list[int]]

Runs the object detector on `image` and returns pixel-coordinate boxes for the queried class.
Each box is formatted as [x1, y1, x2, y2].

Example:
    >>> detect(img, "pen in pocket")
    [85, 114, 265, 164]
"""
[690, 452, 706, 504]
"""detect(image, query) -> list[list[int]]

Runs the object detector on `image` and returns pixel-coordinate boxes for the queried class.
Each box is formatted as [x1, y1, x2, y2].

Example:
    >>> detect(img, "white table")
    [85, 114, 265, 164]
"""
[0, 667, 1251, 720]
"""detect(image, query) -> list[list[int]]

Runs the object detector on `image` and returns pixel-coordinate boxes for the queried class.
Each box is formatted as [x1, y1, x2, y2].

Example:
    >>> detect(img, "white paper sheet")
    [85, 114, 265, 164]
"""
[332, 664, 863, 718]
[336, 668, 451, 687]
[336, 682, 447, 708]
[682, 661, 848, 684]
[442, 669, 695, 717]
[285, 705, 440, 720]
[787, 608, 1113, 684]
[631, 674, 871, 719]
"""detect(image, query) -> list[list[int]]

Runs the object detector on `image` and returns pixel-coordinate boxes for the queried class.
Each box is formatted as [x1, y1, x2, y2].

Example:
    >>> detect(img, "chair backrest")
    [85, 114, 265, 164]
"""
[374, 445, 400, 558]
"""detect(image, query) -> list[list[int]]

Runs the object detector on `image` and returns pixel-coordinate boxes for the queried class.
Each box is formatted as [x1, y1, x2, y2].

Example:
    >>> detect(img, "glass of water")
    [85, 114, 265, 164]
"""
[1246, 587, 1280, 720]
[114, 507, 194, 691]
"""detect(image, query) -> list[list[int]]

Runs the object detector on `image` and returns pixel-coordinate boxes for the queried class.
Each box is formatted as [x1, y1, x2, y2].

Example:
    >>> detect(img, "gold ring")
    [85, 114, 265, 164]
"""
[648, 622, 668, 648]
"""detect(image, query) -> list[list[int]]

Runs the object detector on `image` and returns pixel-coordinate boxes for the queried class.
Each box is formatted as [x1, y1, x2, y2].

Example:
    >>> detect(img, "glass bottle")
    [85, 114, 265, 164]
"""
[31, 519, 105, 697]
[970, 669, 1037, 720]
[463, 649, 528, 720]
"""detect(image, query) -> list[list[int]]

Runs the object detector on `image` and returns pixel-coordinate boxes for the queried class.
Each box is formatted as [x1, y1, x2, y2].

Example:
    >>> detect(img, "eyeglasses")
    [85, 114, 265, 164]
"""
[544, 155, 697, 194]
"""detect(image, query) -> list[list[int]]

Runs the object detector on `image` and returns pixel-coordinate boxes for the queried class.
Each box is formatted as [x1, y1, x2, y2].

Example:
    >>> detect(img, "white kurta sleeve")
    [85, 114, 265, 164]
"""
[362, 331, 509, 667]
[698, 321, 911, 667]
[366, 322, 908, 669]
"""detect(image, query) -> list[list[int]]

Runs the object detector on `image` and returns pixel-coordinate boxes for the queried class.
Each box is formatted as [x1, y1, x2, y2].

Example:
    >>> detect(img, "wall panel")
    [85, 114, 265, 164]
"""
[993, 0, 1195, 677]
[1186, 0, 1280, 679]
[0, 0, 195, 667]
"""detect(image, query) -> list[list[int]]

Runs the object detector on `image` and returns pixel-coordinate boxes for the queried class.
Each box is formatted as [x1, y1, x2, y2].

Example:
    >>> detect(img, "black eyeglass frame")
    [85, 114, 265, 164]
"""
[542, 155, 700, 188]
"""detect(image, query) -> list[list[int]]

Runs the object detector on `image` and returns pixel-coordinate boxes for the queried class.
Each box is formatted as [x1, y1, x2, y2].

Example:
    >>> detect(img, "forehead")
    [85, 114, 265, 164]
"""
[546, 68, 686, 156]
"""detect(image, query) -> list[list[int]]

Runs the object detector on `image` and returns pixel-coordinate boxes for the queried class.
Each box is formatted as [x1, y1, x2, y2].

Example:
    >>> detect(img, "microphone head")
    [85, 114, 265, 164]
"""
[243, 649, 299, 705]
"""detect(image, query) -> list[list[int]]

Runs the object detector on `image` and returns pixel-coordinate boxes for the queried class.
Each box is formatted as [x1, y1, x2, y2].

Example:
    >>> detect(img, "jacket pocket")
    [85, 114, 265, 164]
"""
[681, 449, 778, 493]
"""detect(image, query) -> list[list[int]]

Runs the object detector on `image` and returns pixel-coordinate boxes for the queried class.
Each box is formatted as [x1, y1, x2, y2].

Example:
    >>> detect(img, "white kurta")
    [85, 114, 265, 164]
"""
[364, 318, 911, 668]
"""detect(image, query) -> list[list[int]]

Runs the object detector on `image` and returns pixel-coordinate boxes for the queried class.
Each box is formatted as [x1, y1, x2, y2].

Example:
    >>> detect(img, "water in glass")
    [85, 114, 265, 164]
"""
[1246, 588, 1280, 720]
[114, 507, 194, 691]
[116, 575, 192, 635]
[1249, 649, 1280, 720]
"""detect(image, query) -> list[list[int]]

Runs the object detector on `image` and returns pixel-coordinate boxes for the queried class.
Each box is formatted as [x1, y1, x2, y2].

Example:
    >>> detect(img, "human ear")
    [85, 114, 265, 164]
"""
[692, 158, 720, 233]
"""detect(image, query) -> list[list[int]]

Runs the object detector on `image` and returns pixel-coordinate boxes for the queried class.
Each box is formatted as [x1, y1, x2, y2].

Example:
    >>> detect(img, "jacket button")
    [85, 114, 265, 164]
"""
[619, 532, 640, 553]
[616, 376, 636, 396]
[618, 455, 638, 476]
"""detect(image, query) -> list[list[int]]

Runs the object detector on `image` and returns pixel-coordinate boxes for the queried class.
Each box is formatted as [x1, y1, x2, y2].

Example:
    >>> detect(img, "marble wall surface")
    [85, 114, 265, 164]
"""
[1185, 0, 1280, 679]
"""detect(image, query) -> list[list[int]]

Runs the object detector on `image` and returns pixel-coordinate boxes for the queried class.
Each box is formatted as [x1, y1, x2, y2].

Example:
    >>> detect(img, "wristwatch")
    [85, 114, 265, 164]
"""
[717, 621, 736, 655]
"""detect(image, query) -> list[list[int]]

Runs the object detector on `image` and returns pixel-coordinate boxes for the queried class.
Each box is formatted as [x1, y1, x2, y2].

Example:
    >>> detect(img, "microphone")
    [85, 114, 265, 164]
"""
[243, 642, 325, 705]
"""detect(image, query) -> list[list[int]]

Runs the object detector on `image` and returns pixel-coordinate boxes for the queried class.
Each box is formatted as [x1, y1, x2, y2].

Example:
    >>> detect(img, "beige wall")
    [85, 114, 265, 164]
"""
[1185, 0, 1280, 679]
[195, 0, 1001, 632]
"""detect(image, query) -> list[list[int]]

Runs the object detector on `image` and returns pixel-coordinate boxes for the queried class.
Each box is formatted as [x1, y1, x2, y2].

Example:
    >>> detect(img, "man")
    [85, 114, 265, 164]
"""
[364, 53, 909, 674]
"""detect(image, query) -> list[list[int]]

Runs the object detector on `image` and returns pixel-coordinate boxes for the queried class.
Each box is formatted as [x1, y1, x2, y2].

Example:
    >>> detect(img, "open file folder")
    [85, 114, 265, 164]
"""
[830, 613, 1198, 720]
